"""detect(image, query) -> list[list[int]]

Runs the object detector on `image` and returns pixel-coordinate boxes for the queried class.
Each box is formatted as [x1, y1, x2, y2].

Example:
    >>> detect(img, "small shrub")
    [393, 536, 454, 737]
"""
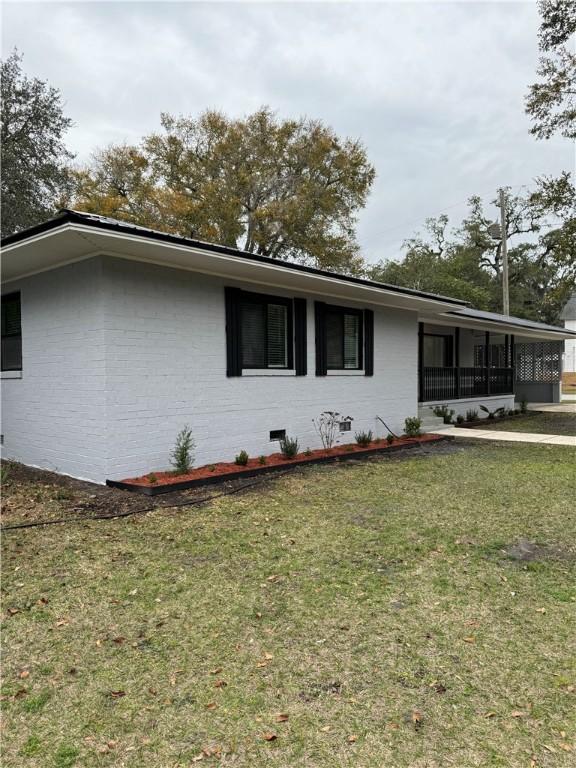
[355, 430, 373, 447]
[480, 405, 505, 420]
[386, 433, 394, 445]
[344, 444, 355, 452]
[235, 450, 249, 466]
[170, 425, 195, 475]
[280, 435, 299, 459]
[520, 398, 528, 414]
[404, 417, 422, 437]
[513, 408, 520, 416]
[147, 472, 158, 484]
[456, 414, 465, 424]
[258, 455, 267, 465]
[432, 404, 455, 424]
[465, 409, 479, 422]
[208, 464, 216, 472]
[304, 447, 312, 456]
[312, 411, 353, 449]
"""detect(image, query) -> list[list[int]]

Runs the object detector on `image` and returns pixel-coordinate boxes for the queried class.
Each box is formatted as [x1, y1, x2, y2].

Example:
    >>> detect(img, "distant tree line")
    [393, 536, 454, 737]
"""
[1, 0, 574, 321]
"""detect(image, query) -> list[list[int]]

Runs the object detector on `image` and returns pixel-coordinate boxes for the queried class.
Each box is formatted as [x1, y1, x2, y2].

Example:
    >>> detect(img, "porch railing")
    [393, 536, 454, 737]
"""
[421, 367, 514, 402]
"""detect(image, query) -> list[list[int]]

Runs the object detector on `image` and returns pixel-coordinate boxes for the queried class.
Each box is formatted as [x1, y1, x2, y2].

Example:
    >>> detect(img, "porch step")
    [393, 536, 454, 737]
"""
[417, 406, 446, 433]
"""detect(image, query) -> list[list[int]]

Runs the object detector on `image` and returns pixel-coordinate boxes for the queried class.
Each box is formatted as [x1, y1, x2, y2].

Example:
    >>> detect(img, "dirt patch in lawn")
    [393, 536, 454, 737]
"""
[504, 538, 576, 563]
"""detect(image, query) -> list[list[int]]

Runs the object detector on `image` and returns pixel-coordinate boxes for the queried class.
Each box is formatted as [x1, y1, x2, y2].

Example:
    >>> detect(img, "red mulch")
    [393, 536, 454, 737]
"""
[121, 434, 444, 488]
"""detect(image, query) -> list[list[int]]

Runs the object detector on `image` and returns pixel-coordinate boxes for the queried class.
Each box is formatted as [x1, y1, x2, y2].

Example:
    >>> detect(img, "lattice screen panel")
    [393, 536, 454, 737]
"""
[515, 342, 562, 383]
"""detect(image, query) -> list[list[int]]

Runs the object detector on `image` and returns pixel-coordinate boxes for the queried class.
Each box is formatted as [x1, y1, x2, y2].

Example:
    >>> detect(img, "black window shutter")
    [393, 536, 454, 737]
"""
[294, 298, 307, 376]
[225, 287, 242, 376]
[364, 308, 374, 376]
[315, 301, 327, 376]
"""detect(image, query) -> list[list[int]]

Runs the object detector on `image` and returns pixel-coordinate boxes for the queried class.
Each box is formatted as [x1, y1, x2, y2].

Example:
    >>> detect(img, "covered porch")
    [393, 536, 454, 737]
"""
[418, 323, 515, 403]
[417, 306, 568, 409]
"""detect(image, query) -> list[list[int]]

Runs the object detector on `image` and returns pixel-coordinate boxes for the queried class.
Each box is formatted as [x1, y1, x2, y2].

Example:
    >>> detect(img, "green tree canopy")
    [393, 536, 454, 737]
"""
[73, 107, 376, 273]
[525, 0, 576, 140]
[1, 50, 74, 238]
[369, 177, 576, 324]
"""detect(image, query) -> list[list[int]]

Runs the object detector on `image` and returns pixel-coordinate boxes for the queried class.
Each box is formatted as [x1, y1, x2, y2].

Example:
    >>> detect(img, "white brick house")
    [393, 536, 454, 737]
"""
[2, 211, 574, 484]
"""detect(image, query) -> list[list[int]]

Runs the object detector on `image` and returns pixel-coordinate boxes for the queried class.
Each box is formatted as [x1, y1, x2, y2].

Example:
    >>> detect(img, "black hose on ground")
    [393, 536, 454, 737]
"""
[0, 473, 286, 532]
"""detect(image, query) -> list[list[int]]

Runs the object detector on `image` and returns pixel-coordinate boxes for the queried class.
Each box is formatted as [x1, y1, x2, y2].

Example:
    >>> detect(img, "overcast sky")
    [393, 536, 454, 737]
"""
[2, 1, 573, 263]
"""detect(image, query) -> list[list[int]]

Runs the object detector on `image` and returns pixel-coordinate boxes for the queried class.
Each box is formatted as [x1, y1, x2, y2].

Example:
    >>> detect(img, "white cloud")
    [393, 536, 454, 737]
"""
[2, 0, 572, 262]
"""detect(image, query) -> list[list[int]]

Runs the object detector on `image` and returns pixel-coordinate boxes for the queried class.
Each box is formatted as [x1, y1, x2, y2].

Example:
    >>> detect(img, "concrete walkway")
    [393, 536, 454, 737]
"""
[527, 402, 576, 413]
[435, 425, 576, 446]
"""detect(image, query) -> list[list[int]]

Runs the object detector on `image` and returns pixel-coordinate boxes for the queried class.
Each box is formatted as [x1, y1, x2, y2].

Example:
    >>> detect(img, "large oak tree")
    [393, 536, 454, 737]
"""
[73, 108, 375, 273]
[525, 0, 576, 139]
[1, 51, 74, 238]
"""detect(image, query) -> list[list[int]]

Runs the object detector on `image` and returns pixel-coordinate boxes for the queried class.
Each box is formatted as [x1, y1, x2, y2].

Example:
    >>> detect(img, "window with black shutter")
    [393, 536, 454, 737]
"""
[315, 303, 373, 376]
[1, 292, 22, 371]
[325, 306, 363, 370]
[225, 288, 306, 375]
[241, 296, 292, 369]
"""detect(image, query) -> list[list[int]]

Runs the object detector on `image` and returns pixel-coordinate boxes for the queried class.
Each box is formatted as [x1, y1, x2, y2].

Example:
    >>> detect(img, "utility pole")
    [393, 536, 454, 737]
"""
[499, 188, 509, 315]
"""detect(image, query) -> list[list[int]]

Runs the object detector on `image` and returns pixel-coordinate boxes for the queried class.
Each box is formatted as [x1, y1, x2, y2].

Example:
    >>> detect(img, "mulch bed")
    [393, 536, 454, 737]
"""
[108, 434, 450, 495]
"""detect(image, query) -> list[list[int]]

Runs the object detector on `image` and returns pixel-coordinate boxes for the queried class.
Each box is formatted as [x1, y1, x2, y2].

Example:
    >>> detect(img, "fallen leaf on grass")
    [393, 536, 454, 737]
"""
[275, 713, 289, 722]
[320, 726, 331, 732]
[210, 667, 223, 675]
[205, 702, 218, 710]
[412, 710, 423, 729]
[7, 607, 19, 615]
[108, 690, 126, 699]
[113, 636, 125, 645]
[484, 711, 497, 718]
[463, 636, 475, 643]
[55, 618, 69, 627]
[214, 679, 227, 689]
[347, 735, 358, 743]
[19, 669, 30, 679]
[559, 743, 573, 752]
[262, 732, 277, 741]
[535, 608, 546, 614]
[510, 711, 525, 718]
[13, 688, 28, 699]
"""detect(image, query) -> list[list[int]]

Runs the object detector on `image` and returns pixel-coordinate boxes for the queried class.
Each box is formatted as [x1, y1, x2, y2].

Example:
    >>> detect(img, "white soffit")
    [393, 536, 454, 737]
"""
[2, 224, 466, 314]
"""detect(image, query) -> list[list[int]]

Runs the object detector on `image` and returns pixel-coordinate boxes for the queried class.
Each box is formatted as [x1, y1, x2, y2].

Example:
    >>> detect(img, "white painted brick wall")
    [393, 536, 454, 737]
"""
[1, 255, 421, 483]
[1, 259, 108, 481]
[102, 257, 419, 481]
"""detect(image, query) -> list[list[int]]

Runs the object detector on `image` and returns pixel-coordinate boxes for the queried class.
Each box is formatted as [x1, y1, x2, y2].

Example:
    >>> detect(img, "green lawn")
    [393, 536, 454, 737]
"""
[2, 442, 575, 767]
[475, 411, 576, 435]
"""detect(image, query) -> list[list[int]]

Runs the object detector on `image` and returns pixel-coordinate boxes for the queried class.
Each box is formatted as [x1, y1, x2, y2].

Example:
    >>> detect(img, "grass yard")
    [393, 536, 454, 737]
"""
[2, 441, 575, 767]
[475, 411, 576, 435]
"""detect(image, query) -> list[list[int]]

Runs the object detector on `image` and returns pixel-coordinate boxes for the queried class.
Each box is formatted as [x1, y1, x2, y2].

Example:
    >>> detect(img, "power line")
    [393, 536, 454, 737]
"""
[370, 182, 532, 242]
